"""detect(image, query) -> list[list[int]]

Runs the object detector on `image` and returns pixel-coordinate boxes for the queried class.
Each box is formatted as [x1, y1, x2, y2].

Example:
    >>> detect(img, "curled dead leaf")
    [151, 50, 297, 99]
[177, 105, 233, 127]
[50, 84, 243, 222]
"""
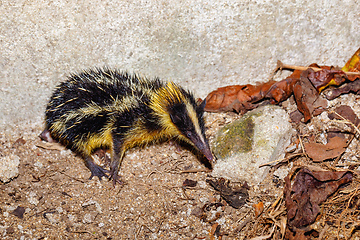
[306, 64, 347, 92]
[252, 202, 264, 218]
[284, 167, 352, 229]
[342, 47, 360, 81]
[206, 178, 249, 209]
[292, 69, 328, 122]
[204, 48, 360, 123]
[304, 136, 347, 162]
[265, 75, 299, 104]
[204, 81, 276, 114]
[204, 67, 328, 123]
[326, 78, 360, 100]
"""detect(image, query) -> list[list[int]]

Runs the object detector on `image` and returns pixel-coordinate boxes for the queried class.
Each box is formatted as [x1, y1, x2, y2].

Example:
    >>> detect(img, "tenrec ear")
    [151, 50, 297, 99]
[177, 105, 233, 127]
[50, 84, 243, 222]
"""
[197, 99, 207, 112]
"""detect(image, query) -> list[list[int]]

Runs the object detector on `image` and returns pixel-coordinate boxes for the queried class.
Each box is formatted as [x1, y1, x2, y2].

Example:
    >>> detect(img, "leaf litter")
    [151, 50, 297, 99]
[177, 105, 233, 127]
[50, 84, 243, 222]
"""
[284, 167, 352, 238]
[203, 47, 360, 239]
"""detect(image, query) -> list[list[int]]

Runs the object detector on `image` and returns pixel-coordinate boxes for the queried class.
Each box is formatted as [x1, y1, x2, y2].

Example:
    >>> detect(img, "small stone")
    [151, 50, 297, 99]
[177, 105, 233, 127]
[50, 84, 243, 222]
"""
[27, 192, 39, 206]
[273, 167, 290, 180]
[82, 213, 94, 223]
[11, 206, 25, 219]
[44, 212, 60, 224]
[171, 152, 179, 160]
[191, 206, 203, 217]
[198, 181, 207, 188]
[0, 154, 20, 183]
[6, 226, 14, 234]
[56, 207, 64, 214]
[68, 214, 76, 222]
[82, 200, 102, 213]
[34, 161, 43, 169]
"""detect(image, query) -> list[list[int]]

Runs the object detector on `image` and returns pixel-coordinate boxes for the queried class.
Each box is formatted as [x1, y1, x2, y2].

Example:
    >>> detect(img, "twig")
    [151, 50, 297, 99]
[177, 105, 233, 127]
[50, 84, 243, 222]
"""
[331, 119, 360, 136]
[249, 225, 276, 240]
[134, 214, 144, 240]
[259, 153, 303, 167]
[71, 230, 93, 235]
[235, 215, 253, 233]
[269, 195, 284, 216]
[59, 170, 85, 183]
[298, 135, 310, 161]
[134, 225, 143, 240]
[276, 60, 360, 76]
[179, 168, 212, 174]
[330, 111, 360, 165]
[147, 170, 162, 179]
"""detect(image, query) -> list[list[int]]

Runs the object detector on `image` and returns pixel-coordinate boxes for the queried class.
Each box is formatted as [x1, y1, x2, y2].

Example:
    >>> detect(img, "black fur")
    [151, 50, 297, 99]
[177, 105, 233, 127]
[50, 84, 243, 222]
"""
[46, 69, 163, 149]
[45, 68, 212, 184]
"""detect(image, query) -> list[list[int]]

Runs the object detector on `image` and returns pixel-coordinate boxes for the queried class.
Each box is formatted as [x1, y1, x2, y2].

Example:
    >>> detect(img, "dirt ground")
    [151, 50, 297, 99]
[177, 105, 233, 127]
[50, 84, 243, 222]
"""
[0, 94, 359, 239]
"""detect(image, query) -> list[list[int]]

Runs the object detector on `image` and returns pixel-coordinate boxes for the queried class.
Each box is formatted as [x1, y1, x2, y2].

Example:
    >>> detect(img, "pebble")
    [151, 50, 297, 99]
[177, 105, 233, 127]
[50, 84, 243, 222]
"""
[0, 154, 20, 183]
[27, 192, 39, 206]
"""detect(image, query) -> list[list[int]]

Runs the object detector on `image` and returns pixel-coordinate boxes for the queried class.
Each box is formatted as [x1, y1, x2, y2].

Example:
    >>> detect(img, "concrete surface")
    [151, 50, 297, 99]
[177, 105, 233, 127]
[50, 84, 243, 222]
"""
[1, 0, 359, 134]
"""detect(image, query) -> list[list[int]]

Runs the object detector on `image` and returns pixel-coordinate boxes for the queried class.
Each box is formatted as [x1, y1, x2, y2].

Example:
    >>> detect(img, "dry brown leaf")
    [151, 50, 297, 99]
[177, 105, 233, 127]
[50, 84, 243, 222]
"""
[182, 179, 197, 188]
[325, 105, 360, 143]
[11, 206, 25, 219]
[265, 75, 299, 104]
[209, 223, 220, 240]
[253, 202, 264, 218]
[342, 47, 360, 81]
[326, 78, 360, 100]
[292, 69, 328, 122]
[204, 48, 360, 124]
[304, 136, 347, 162]
[328, 105, 360, 128]
[204, 67, 328, 123]
[204, 81, 276, 114]
[306, 64, 347, 92]
[206, 178, 249, 209]
[284, 167, 352, 229]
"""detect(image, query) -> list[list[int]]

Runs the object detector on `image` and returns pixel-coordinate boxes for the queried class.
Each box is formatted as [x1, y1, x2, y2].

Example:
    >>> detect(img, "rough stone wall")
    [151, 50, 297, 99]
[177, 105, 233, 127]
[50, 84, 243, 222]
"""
[1, 0, 359, 134]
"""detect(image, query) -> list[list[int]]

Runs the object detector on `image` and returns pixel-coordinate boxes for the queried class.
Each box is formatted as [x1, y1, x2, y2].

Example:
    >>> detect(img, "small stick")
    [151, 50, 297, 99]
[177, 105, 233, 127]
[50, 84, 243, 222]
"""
[259, 153, 303, 167]
[330, 111, 360, 166]
[180, 168, 212, 174]
[298, 135, 310, 161]
[277, 60, 360, 76]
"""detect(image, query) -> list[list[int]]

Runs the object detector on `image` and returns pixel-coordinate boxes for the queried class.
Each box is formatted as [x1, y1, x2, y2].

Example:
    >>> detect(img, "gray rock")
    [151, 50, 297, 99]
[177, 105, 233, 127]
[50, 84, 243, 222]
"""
[0, 154, 20, 183]
[211, 105, 294, 185]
